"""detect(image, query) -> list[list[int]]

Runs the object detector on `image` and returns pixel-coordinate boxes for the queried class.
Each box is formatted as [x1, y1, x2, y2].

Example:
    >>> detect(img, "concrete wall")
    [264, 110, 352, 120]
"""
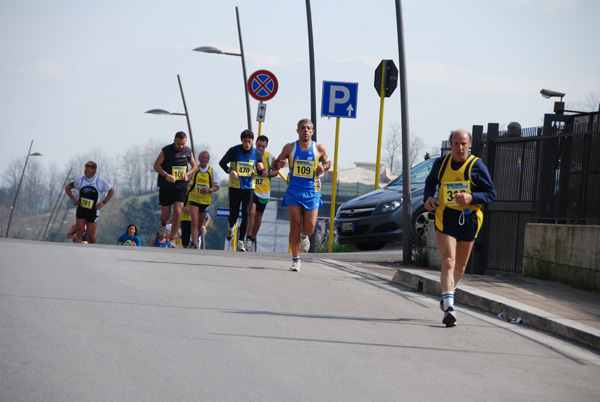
[523, 224, 600, 291]
[425, 221, 441, 270]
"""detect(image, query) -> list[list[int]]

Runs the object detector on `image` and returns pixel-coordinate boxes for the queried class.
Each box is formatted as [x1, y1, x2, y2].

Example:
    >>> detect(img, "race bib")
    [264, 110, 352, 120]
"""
[195, 183, 208, 194]
[293, 159, 314, 178]
[172, 166, 187, 180]
[237, 162, 253, 177]
[80, 197, 94, 209]
[443, 180, 470, 206]
[254, 177, 265, 187]
[174, 238, 182, 248]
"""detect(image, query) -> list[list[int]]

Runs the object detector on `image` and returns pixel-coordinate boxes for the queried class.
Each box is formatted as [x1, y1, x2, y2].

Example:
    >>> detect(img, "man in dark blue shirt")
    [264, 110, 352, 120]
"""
[423, 129, 496, 327]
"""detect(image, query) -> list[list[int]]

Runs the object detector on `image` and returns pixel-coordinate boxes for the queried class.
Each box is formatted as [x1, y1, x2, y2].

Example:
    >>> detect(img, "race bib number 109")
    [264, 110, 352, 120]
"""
[294, 160, 314, 178]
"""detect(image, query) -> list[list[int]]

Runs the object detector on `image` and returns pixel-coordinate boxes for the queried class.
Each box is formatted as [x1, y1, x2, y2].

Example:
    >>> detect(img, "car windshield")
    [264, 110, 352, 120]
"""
[385, 158, 435, 188]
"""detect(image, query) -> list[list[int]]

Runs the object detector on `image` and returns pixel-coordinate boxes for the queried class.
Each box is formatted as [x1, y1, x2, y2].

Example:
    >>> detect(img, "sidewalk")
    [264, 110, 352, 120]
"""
[319, 252, 600, 351]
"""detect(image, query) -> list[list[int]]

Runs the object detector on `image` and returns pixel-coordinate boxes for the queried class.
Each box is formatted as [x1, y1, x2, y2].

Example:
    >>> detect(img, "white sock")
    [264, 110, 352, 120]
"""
[442, 291, 454, 311]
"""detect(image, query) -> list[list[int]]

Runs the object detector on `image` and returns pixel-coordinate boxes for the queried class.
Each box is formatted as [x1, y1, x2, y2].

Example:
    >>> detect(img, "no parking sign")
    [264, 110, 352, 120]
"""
[247, 70, 278, 101]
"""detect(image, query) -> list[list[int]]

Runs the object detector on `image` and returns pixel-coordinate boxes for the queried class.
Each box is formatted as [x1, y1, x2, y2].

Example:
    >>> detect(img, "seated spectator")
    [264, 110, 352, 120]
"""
[117, 224, 141, 246]
[149, 231, 169, 247]
[67, 223, 88, 244]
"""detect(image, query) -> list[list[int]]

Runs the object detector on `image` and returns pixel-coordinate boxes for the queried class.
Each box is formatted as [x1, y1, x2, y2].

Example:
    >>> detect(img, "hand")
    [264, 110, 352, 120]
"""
[277, 159, 287, 169]
[316, 165, 325, 175]
[229, 170, 239, 179]
[262, 170, 268, 178]
[96, 201, 105, 210]
[72, 199, 80, 207]
[424, 197, 437, 212]
[165, 174, 175, 183]
[454, 192, 473, 205]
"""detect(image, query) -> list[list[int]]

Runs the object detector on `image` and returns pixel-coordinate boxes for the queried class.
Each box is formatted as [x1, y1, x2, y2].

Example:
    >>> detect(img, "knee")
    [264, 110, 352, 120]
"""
[441, 256, 455, 270]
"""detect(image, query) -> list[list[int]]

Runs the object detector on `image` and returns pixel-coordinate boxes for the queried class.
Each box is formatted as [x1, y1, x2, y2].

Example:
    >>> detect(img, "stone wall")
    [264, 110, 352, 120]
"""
[425, 221, 441, 270]
[523, 224, 600, 291]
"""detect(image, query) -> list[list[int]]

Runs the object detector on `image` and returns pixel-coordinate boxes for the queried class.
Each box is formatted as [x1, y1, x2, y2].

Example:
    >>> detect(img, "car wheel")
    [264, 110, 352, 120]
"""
[356, 241, 387, 251]
[412, 206, 435, 238]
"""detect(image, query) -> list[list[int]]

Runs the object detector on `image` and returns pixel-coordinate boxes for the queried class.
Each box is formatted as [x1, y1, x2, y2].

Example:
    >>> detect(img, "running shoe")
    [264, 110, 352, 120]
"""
[300, 235, 310, 253]
[290, 259, 301, 272]
[167, 239, 176, 248]
[245, 238, 254, 252]
[226, 226, 234, 241]
[236, 240, 246, 252]
[443, 307, 457, 327]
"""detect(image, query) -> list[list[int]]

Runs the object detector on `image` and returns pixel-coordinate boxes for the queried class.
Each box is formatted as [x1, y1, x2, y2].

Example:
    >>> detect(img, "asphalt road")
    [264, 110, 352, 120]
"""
[1, 240, 599, 401]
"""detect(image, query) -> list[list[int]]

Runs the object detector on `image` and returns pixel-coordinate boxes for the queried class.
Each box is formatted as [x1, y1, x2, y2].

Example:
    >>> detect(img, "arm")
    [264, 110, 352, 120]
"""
[219, 147, 240, 180]
[184, 153, 198, 182]
[466, 160, 496, 205]
[96, 187, 115, 210]
[65, 182, 79, 206]
[273, 142, 294, 169]
[423, 157, 444, 211]
[66, 224, 77, 239]
[154, 150, 176, 184]
[268, 155, 280, 177]
[315, 143, 331, 176]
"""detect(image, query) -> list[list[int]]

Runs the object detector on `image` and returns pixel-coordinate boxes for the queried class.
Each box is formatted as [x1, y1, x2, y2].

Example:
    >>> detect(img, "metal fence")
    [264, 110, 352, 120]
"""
[470, 114, 600, 275]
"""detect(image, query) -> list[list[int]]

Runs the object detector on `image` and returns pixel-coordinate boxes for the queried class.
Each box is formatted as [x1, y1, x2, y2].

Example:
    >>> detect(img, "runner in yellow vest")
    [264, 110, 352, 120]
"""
[245, 135, 279, 252]
[187, 151, 220, 249]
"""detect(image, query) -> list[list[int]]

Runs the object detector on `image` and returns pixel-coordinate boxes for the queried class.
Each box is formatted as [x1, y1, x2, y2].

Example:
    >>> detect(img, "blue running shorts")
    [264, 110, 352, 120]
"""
[282, 189, 323, 210]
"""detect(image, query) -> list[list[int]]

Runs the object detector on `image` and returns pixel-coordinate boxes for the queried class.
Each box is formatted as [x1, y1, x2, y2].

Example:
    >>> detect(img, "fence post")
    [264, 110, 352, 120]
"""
[469, 123, 498, 275]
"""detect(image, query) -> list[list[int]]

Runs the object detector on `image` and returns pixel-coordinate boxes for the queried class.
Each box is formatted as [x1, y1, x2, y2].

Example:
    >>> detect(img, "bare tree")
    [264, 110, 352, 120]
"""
[383, 124, 426, 175]
[383, 124, 403, 175]
[576, 91, 600, 112]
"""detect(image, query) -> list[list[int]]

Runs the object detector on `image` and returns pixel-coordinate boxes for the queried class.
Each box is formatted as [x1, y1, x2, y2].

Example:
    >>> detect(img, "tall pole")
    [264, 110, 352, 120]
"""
[305, 0, 317, 140]
[6, 140, 36, 238]
[395, 0, 412, 264]
[236, 6, 252, 132]
[305, 0, 318, 253]
[177, 74, 195, 157]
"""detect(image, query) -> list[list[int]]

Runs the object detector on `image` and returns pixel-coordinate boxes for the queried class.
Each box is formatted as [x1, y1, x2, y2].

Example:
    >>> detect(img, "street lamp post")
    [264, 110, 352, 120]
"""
[5, 140, 42, 238]
[145, 74, 196, 157]
[194, 6, 252, 132]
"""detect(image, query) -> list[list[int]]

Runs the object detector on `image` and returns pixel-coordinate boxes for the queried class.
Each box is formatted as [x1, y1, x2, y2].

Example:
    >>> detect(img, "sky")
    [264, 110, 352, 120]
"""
[1, 0, 599, 185]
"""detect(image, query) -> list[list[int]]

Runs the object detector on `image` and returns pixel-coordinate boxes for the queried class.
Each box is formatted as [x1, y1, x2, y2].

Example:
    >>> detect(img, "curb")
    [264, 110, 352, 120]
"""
[321, 259, 600, 351]
[390, 268, 600, 350]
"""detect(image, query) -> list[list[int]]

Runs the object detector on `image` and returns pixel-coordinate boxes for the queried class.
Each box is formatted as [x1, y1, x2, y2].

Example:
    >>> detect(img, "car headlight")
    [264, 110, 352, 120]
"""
[377, 200, 401, 214]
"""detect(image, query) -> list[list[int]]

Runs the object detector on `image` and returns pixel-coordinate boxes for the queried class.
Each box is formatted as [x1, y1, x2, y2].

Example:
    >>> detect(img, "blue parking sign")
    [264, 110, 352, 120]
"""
[321, 81, 358, 118]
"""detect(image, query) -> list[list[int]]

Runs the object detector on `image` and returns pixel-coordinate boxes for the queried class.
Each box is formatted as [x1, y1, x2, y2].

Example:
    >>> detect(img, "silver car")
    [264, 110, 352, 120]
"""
[334, 157, 436, 250]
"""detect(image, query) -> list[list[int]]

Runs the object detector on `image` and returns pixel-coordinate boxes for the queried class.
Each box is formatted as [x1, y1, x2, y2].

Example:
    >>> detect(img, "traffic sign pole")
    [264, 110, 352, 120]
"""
[328, 117, 341, 253]
[373, 60, 398, 190]
[375, 61, 387, 190]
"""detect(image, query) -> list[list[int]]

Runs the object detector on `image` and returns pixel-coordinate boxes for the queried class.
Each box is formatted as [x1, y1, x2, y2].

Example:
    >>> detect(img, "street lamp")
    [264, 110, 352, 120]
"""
[145, 75, 196, 156]
[5, 140, 42, 238]
[194, 6, 252, 132]
[540, 88, 566, 114]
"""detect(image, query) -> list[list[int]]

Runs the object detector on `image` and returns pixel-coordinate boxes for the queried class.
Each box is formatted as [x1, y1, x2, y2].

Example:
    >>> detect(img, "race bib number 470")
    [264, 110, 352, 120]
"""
[237, 162, 253, 177]
[443, 180, 470, 206]
[293, 159, 314, 178]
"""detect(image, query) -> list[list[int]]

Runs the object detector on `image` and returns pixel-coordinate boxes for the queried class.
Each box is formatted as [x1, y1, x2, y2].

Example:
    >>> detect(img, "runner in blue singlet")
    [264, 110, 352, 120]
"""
[274, 119, 331, 272]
